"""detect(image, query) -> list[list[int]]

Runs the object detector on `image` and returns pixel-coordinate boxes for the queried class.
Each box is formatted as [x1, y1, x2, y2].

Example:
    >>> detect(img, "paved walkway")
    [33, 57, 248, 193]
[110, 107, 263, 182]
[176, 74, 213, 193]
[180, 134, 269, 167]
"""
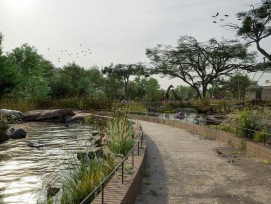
[135, 120, 271, 204]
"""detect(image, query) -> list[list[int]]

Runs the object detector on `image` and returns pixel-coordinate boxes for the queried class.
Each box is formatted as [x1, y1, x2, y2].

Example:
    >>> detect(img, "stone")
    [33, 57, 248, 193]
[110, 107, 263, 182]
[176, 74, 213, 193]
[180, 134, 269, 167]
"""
[23, 109, 75, 122]
[28, 140, 44, 148]
[0, 109, 25, 118]
[0, 132, 9, 143]
[9, 128, 26, 139]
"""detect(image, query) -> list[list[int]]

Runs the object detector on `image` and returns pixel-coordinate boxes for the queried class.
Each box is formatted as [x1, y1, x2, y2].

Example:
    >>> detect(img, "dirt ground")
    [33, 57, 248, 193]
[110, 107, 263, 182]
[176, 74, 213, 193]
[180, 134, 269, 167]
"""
[135, 121, 271, 204]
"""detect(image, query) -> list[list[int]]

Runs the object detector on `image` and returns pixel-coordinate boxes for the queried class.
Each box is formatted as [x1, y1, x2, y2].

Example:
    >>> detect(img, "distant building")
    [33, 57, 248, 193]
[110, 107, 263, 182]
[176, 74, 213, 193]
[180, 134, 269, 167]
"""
[246, 85, 271, 100]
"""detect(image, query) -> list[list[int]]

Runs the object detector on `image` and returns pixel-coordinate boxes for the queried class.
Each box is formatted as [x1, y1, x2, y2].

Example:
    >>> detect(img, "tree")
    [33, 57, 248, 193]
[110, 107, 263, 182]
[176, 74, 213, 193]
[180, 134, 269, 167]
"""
[173, 85, 197, 100]
[0, 33, 20, 97]
[129, 77, 161, 101]
[102, 64, 147, 100]
[8, 44, 52, 99]
[49, 63, 100, 98]
[146, 36, 256, 99]
[85, 67, 105, 98]
[226, 0, 271, 62]
[224, 72, 255, 101]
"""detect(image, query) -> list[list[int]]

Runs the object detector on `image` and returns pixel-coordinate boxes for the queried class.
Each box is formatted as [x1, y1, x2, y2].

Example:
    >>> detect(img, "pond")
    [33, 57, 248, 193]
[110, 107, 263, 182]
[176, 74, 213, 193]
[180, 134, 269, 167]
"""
[0, 122, 95, 204]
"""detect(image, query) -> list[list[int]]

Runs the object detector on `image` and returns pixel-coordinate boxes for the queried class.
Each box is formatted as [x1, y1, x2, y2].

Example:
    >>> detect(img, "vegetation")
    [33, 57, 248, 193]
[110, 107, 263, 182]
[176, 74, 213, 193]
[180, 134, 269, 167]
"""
[226, 0, 271, 62]
[146, 36, 257, 99]
[59, 156, 115, 204]
[219, 107, 271, 141]
[106, 108, 134, 156]
[41, 107, 136, 204]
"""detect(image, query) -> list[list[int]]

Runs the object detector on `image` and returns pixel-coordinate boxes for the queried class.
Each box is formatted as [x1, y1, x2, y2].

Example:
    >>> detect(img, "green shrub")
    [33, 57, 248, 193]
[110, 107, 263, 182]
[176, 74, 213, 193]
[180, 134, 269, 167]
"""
[60, 156, 115, 204]
[254, 129, 271, 142]
[106, 108, 134, 156]
[239, 111, 261, 139]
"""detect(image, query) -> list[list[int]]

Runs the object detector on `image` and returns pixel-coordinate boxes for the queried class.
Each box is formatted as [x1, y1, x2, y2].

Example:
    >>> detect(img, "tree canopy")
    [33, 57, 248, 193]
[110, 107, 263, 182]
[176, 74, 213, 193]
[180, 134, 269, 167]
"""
[146, 36, 257, 99]
[226, 0, 271, 62]
[102, 63, 147, 100]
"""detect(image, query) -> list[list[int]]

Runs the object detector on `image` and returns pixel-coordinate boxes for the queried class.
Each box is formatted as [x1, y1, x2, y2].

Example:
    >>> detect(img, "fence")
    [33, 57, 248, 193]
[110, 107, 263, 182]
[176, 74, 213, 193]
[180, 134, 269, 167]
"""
[80, 117, 144, 204]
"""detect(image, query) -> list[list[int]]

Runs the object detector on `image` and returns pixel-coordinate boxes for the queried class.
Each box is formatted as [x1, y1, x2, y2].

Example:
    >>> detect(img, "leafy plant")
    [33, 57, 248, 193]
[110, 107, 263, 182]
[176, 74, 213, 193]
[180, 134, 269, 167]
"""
[106, 107, 134, 156]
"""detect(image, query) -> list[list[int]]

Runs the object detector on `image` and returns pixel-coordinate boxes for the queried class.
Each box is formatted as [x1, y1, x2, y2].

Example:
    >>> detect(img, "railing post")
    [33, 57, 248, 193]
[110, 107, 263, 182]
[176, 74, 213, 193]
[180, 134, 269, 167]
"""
[122, 162, 124, 184]
[102, 183, 104, 204]
[141, 133, 143, 148]
[138, 140, 140, 156]
[132, 148, 134, 168]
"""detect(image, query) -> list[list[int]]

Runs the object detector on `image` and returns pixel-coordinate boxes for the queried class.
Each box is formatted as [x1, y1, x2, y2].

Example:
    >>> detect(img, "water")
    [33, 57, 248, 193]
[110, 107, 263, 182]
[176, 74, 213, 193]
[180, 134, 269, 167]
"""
[0, 122, 96, 204]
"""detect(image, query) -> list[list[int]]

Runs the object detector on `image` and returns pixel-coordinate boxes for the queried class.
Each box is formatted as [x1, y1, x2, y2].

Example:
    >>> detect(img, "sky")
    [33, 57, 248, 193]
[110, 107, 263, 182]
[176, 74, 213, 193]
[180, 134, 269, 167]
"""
[0, 0, 270, 89]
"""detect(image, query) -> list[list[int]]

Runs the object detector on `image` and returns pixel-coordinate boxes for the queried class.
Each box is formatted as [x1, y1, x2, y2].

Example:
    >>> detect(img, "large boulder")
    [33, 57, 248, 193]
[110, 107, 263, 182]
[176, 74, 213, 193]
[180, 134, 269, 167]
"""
[9, 128, 26, 139]
[0, 109, 25, 118]
[0, 132, 9, 143]
[23, 109, 75, 122]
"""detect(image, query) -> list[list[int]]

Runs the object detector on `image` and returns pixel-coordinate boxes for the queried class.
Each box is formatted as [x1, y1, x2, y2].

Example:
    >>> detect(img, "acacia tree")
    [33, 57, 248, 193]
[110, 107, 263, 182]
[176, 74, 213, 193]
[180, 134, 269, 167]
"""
[102, 64, 147, 100]
[146, 36, 256, 99]
[226, 0, 271, 62]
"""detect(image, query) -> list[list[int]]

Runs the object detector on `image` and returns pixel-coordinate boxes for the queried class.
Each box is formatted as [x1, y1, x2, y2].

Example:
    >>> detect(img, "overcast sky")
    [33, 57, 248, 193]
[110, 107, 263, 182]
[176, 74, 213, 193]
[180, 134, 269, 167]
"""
[1, 0, 270, 89]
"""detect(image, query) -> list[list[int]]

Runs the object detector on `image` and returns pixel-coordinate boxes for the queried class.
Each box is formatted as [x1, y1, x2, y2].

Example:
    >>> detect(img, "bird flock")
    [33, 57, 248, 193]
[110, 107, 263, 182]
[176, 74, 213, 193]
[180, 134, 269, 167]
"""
[212, 11, 243, 24]
[46, 43, 92, 63]
[212, 12, 229, 23]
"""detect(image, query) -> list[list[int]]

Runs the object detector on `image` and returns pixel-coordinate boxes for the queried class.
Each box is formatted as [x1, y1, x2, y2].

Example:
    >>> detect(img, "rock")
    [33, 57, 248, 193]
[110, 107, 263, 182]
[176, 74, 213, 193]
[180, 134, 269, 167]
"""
[77, 147, 109, 161]
[66, 112, 91, 123]
[9, 128, 26, 139]
[28, 140, 44, 148]
[47, 186, 60, 198]
[176, 111, 185, 120]
[0, 109, 25, 118]
[23, 109, 75, 122]
[0, 132, 9, 143]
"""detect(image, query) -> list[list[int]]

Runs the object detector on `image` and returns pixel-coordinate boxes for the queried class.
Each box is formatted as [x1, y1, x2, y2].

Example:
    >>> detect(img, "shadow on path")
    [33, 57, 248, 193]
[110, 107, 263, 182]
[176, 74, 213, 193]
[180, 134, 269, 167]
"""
[135, 134, 168, 204]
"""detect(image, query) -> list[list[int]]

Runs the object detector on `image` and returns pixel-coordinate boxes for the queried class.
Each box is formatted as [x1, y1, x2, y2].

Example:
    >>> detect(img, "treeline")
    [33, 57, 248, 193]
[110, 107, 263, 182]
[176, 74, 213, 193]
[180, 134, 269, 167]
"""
[0, 34, 163, 101]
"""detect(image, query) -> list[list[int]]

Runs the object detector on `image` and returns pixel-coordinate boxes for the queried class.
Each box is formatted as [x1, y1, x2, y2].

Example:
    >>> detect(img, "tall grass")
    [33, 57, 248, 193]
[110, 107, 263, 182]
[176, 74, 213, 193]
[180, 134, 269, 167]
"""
[106, 108, 134, 156]
[41, 107, 136, 203]
[60, 156, 115, 204]
[0, 97, 113, 112]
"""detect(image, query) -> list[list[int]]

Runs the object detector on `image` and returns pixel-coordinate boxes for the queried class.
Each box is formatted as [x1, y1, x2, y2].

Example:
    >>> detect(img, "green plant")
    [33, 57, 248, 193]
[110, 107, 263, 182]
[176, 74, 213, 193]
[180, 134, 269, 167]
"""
[253, 129, 271, 142]
[106, 107, 134, 156]
[239, 111, 261, 139]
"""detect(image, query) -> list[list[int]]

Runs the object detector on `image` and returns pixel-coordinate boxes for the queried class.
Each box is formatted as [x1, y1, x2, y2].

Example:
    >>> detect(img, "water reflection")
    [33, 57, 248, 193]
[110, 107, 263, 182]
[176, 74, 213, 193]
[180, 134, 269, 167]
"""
[0, 122, 95, 204]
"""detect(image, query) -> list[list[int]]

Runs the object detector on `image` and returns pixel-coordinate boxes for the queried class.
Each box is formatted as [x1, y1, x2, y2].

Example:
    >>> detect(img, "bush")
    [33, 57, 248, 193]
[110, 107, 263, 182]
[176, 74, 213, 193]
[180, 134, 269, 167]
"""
[239, 111, 261, 139]
[254, 129, 271, 142]
[106, 109, 134, 156]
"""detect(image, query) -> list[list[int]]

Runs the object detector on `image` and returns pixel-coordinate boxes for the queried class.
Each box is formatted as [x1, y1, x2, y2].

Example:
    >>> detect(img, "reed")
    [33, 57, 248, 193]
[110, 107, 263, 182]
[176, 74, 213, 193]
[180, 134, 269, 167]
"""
[106, 107, 134, 156]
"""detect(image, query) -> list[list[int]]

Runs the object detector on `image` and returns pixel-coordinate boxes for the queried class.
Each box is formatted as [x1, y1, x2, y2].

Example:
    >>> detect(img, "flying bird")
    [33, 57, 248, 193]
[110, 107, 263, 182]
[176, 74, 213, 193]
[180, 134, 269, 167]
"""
[225, 14, 229, 17]
[213, 21, 217, 23]
[216, 12, 219, 16]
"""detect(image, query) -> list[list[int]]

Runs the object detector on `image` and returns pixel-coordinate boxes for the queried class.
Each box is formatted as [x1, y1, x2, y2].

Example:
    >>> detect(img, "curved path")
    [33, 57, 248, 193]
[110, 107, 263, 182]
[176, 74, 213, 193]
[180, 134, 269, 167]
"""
[135, 120, 271, 204]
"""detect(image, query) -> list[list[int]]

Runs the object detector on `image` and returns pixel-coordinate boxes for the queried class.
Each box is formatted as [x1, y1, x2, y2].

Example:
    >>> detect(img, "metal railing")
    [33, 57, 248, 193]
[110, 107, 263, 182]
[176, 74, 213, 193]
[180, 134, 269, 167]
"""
[80, 118, 144, 204]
